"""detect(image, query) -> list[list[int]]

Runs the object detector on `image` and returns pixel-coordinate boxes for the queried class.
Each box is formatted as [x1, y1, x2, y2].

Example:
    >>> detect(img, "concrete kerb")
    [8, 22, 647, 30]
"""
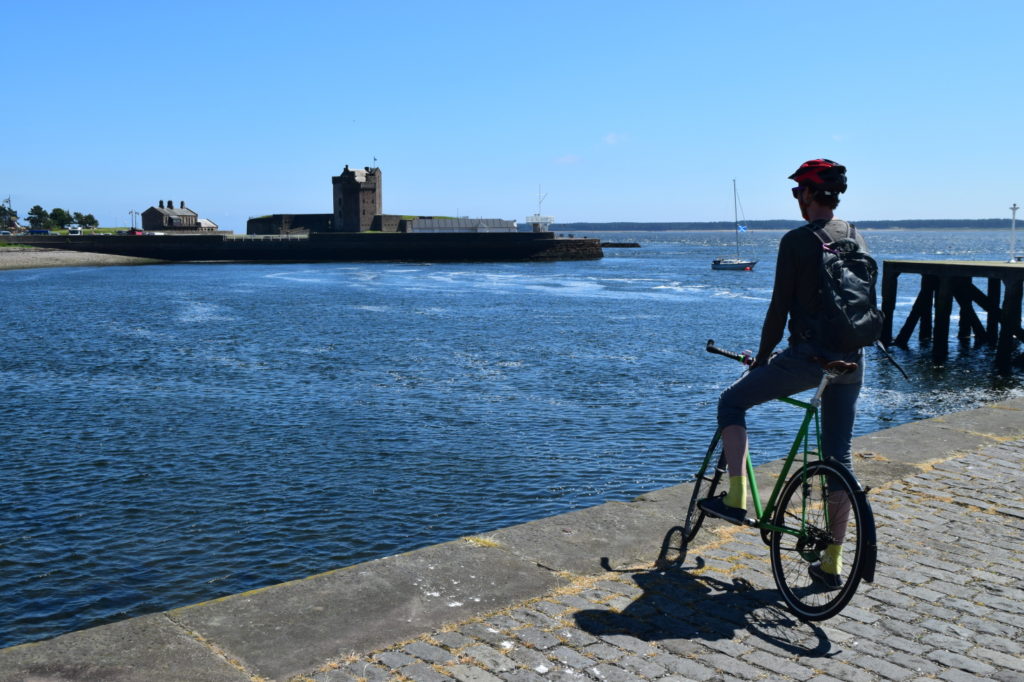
[1, 398, 1022, 681]
[0, 613, 247, 682]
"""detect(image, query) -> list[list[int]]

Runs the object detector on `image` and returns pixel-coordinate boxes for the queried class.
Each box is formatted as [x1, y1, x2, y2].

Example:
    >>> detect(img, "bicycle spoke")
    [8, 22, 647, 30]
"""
[770, 461, 870, 620]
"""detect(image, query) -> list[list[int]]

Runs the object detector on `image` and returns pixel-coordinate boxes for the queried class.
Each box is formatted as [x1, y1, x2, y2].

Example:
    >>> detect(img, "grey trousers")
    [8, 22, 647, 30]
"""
[717, 342, 862, 474]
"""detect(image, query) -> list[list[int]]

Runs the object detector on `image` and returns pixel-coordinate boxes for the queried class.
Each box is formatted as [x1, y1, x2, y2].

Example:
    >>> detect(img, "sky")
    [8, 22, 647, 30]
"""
[4, 1, 1024, 231]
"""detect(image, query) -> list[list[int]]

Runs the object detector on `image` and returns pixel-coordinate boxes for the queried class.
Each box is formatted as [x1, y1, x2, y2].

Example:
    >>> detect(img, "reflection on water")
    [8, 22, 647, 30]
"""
[1, 229, 1020, 647]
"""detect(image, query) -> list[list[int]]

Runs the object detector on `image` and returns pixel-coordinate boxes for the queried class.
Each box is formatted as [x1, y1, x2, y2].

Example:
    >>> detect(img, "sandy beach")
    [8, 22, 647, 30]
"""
[0, 247, 163, 271]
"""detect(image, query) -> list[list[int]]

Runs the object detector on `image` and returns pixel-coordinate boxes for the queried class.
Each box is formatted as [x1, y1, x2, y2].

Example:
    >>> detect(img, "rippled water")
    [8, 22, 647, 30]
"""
[2, 229, 1021, 647]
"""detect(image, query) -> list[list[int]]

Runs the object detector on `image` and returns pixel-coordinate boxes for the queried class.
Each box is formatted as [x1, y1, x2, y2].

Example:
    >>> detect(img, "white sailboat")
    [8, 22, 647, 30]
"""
[712, 179, 757, 271]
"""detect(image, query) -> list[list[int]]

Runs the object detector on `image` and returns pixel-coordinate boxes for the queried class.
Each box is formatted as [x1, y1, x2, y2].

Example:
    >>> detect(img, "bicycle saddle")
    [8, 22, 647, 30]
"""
[823, 360, 858, 375]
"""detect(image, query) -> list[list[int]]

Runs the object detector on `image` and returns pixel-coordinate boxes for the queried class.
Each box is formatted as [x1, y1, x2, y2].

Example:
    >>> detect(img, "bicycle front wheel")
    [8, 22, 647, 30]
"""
[683, 433, 727, 543]
[657, 433, 726, 569]
[769, 460, 871, 621]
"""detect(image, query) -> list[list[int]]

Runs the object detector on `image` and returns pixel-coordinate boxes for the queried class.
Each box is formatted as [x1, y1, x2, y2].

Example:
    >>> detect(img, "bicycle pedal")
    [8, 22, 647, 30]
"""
[699, 496, 747, 525]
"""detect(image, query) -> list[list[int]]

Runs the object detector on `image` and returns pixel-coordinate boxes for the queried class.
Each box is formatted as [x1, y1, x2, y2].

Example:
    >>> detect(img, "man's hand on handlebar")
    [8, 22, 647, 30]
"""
[747, 352, 771, 370]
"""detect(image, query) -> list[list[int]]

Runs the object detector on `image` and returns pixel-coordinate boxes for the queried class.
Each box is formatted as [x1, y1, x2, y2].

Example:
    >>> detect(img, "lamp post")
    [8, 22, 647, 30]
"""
[1011, 203, 1020, 263]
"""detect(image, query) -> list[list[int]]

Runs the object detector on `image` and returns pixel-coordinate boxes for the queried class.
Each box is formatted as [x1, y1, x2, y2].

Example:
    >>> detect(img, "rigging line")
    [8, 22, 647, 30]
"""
[736, 189, 749, 227]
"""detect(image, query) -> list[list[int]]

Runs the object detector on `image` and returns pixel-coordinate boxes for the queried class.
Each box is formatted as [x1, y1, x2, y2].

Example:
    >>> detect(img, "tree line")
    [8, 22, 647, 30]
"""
[556, 218, 1013, 231]
[1, 202, 98, 230]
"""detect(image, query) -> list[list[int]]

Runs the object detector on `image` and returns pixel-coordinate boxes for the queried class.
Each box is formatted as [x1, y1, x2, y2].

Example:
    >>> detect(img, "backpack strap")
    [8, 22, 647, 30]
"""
[805, 219, 855, 245]
[805, 219, 832, 245]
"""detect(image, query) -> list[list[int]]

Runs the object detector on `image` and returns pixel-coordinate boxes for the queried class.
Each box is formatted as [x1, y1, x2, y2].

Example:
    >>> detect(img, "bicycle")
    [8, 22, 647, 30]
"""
[657, 339, 877, 621]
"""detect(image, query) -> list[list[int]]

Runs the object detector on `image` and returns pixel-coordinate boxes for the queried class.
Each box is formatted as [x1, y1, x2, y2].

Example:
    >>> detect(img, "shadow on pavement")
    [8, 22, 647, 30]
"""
[576, 556, 837, 658]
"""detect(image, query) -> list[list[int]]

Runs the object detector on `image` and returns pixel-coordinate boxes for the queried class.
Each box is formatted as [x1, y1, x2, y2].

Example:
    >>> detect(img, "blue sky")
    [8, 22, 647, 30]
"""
[4, 1, 1023, 231]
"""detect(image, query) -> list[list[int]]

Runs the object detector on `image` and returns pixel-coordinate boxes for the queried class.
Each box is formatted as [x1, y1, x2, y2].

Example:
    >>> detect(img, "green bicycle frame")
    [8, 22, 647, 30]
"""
[701, 339, 851, 546]
[744, 394, 824, 539]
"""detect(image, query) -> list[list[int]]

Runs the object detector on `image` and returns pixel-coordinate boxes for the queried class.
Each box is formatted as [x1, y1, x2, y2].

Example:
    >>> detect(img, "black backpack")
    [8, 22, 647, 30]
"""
[806, 221, 884, 353]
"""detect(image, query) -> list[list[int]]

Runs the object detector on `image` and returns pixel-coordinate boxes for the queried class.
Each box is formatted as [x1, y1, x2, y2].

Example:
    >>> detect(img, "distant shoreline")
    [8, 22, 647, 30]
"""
[0, 247, 162, 271]
[556, 219, 1012, 231]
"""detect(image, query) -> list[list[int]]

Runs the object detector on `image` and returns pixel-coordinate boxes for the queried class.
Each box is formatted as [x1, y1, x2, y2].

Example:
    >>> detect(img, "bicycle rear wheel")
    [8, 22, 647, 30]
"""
[769, 460, 872, 621]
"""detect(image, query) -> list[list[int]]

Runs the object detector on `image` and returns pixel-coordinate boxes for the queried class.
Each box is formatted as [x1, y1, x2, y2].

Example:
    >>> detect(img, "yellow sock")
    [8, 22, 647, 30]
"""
[724, 475, 747, 509]
[822, 543, 843, 575]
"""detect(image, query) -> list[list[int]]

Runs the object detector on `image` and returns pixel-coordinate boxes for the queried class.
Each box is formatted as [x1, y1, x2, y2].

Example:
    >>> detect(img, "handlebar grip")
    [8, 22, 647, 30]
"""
[706, 339, 747, 363]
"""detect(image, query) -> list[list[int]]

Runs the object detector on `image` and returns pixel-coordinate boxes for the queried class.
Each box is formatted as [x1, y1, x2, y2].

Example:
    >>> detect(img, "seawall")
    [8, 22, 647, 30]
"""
[1, 398, 1022, 680]
[3, 232, 604, 263]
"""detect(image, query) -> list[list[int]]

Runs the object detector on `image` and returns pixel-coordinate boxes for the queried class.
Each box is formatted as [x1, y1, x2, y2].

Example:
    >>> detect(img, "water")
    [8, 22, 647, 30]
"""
[2, 229, 1021, 648]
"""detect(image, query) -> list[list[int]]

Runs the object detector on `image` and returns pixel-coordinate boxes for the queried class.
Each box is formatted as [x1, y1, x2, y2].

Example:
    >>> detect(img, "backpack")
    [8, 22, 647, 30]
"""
[806, 221, 884, 353]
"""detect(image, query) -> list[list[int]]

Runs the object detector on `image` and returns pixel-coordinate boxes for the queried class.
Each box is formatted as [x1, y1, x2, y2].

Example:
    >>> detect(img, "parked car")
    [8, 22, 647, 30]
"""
[0, 230, 12, 235]
[28, 229, 52, 235]
[68, 227, 83, 236]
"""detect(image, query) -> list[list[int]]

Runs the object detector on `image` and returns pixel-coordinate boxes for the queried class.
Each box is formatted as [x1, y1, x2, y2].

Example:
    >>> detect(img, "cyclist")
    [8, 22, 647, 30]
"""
[700, 159, 867, 588]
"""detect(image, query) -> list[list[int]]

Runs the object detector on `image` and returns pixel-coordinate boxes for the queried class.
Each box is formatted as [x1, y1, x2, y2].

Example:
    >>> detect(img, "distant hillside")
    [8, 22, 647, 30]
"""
[554, 219, 1010, 231]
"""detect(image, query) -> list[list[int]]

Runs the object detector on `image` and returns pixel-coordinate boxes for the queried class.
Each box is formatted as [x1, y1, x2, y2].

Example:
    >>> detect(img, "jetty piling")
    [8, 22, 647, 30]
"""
[882, 260, 1024, 371]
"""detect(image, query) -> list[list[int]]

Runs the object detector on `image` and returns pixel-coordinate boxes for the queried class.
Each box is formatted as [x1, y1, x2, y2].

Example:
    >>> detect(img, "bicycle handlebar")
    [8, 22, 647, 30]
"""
[706, 339, 750, 364]
[706, 338, 858, 375]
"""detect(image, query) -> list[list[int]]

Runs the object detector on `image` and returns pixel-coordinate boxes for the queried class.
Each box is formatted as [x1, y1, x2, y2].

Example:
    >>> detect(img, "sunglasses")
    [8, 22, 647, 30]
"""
[791, 186, 803, 198]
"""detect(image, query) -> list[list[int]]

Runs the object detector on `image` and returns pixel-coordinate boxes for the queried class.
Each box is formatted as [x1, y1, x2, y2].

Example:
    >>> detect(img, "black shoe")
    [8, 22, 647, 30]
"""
[698, 494, 746, 525]
[808, 562, 842, 590]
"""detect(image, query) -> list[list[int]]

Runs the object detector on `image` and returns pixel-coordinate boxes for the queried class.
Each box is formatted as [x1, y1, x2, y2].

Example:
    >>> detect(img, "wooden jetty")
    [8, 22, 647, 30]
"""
[881, 260, 1024, 371]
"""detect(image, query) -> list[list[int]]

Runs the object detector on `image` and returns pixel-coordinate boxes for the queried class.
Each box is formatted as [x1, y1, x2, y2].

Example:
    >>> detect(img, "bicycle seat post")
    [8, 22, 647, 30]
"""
[810, 372, 832, 408]
[810, 369, 844, 407]
[809, 360, 858, 408]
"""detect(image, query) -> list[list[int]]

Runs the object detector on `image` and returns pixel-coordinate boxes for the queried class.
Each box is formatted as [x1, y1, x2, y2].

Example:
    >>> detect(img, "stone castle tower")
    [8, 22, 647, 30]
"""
[331, 165, 382, 232]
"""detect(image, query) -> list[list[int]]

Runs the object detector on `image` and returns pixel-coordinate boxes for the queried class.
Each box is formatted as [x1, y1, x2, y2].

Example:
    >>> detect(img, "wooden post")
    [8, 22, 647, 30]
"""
[894, 275, 930, 347]
[986, 277, 1001, 342]
[881, 266, 899, 345]
[954, 278, 973, 342]
[933, 276, 953, 362]
[997, 279, 1023, 372]
[961, 281, 996, 345]
[919, 275, 935, 344]
[952, 279, 987, 344]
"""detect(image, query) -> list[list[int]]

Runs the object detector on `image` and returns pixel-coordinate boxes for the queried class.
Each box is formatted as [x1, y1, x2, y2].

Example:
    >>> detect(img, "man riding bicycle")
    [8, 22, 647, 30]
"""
[700, 159, 868, 588]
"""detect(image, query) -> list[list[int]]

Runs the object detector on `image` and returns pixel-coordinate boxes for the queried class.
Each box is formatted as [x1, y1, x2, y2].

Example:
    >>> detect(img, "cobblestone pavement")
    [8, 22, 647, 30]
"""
[306, 440, 1024, 682]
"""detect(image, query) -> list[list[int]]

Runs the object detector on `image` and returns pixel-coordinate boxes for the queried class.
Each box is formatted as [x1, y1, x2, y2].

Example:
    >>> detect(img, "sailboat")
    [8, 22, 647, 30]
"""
[712, 179, 758, 271]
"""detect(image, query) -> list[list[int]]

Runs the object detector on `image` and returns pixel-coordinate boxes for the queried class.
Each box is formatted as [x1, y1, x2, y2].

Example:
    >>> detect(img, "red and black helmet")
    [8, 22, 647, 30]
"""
[789, 158, 847, 194]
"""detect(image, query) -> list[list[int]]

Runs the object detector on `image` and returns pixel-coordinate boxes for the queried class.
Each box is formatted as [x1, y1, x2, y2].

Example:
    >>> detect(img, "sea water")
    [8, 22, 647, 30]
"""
[1, 229, 1021, 647]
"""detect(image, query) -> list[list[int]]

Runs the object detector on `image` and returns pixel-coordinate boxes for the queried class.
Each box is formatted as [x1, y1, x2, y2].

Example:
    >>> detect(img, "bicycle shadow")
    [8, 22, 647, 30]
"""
[574, 548, 837, 658]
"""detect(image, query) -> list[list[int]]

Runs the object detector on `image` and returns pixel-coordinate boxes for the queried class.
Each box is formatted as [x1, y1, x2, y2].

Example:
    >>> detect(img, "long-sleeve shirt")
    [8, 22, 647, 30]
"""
[756, 219, 868, 363]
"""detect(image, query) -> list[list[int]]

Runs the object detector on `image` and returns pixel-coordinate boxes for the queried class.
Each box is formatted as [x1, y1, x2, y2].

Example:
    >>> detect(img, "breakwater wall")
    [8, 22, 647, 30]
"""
[4, 232, 604, 263]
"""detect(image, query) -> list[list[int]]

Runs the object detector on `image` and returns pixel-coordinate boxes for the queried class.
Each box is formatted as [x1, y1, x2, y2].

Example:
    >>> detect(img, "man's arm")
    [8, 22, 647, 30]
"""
[755, 232, 799, 365]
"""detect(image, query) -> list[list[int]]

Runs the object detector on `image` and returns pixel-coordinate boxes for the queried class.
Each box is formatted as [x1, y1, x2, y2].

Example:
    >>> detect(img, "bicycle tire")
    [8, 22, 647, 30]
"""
[683, 433, 727, 544]
[769, 460, 872, 621]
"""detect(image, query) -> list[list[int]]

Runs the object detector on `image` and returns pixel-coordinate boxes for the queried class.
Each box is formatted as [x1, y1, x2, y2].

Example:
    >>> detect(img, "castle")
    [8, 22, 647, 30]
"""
[247, 166, 516, 236]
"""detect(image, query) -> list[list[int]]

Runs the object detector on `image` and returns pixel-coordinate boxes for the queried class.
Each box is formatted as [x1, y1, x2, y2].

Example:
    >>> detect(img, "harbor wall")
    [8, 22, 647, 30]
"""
[3, 232, 604, 262]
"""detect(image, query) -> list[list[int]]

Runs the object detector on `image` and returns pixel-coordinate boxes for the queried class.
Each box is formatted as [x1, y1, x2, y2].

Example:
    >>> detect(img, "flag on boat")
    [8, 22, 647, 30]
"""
[737, 224, 747, 232]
